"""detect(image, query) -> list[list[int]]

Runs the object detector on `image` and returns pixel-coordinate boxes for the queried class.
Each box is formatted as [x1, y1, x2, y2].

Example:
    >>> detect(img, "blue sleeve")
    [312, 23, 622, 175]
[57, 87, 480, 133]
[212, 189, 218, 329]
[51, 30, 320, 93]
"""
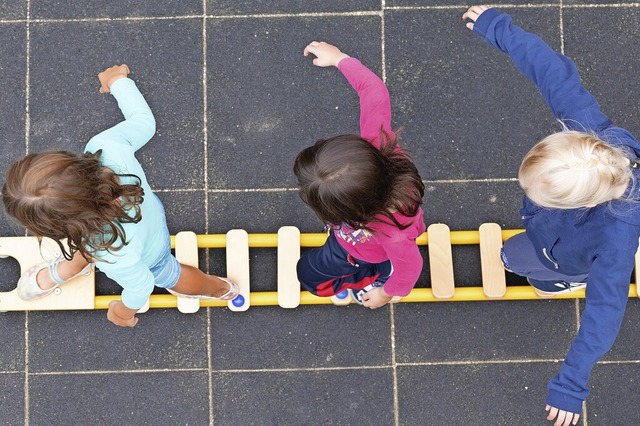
[473, 8, 612, 132]
[545, 240, 634, 413]
[85, 78, 156, 153]
[94, 237, 156, 310]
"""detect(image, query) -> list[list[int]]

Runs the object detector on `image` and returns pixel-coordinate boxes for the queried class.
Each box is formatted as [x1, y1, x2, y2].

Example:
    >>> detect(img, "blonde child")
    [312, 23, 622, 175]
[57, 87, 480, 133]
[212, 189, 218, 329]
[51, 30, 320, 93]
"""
[464, 6, 640, 426]
[2, 65, 238, 327]
[294, 42, 425, 309]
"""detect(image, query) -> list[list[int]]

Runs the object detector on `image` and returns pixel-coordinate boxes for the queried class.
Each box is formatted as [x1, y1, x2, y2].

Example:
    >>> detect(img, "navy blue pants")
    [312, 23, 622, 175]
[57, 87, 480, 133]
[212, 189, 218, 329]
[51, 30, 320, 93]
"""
[501, 232, 588, 292]
[297, 233, 392, 297]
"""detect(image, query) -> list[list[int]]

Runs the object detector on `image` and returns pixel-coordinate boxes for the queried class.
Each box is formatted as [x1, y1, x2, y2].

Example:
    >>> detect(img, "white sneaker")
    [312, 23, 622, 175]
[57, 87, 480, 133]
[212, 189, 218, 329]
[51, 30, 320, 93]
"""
[527, 278, 586, 297]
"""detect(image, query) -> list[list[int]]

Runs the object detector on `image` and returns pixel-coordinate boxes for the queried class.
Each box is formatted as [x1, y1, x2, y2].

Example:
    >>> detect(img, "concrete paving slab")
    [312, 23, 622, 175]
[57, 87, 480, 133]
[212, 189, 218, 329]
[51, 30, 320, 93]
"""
[0, 373, 24, 426]
[564, 7, 640, 138]
[0, 1, 24, 19]
[29, 371, 209, 424]
[212, 369, 394, 425]
[589, 363, 640, 426]
[28, 19, 205, 189]
[0, 24, 26, 237]
[31, 0, 202, 19]
[395, 300, 577, 362]
[0, 312, 25, 371]
[211, 305, 391, 369]
[28, 309, 208, 371]
[206, 15, 382, 189]
[397, 363, 575, 425]
[207, 0, 379, 15]
[385, 8, 560, 180]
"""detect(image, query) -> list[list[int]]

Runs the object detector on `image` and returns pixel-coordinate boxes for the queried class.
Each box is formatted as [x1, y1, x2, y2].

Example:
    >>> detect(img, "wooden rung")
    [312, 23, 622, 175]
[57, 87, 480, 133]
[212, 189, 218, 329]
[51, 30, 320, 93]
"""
[479, 223, 507, 298]
[0, 237, 95, 311]
[174, 231, 201, 313]
[277, 226, 300, 308]
[427, 223, 455, 299]
[226, 229, 250, 312]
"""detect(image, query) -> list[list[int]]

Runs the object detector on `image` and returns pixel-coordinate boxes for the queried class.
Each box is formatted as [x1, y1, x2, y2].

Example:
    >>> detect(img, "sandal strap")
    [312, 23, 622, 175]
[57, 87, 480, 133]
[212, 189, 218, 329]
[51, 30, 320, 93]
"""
[217, 277, 238, 299]
[47, 259, 66, 286]
[48, 260, 93, 286]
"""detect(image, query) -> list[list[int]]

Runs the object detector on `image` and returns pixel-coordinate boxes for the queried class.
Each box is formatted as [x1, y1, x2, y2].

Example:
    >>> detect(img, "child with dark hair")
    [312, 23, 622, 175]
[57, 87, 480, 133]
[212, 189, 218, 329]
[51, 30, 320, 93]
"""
[464, 5, 640, 425]
[2, 65, 238, 327]
[294, 42, 426, 309]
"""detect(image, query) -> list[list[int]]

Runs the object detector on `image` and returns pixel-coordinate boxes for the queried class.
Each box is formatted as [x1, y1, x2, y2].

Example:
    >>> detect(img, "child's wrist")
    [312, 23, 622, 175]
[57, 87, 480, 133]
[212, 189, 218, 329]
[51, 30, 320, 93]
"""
[335, 54, 350, 67]
[380, 286, 393, 298]
[114, 301, 137, 319]
[107, 75, 127, 90]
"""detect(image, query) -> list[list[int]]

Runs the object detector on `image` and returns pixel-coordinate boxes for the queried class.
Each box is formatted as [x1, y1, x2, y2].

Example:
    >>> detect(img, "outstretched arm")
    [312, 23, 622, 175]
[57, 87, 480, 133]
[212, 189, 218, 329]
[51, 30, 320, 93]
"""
[88, 64, 156, 152]
[463, 6, 611, 133]
[303, 41, 393, 145]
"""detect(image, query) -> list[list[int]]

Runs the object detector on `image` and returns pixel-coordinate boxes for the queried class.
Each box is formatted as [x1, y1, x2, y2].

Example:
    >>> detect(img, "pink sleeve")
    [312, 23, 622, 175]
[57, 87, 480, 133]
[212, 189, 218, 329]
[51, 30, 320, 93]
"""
[337, 57, 393, 146]
[381, 240, 423, 297]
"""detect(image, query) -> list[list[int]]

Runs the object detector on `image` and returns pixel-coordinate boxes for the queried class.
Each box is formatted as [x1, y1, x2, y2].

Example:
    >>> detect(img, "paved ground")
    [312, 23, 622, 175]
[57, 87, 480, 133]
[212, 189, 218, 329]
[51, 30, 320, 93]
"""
[1, 1, 640, 425]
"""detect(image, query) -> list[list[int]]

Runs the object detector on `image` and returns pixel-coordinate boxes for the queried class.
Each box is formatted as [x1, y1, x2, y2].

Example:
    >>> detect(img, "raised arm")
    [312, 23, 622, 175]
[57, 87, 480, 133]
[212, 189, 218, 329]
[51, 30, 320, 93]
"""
[303, 41, 392, 145]
[464, 7, 612, 132]
[87, 65, 156, 153]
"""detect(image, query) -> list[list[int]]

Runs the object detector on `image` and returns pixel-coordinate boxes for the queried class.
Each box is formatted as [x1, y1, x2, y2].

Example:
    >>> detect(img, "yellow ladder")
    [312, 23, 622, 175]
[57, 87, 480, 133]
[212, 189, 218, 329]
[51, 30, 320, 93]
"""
[1, 224, 636, 313]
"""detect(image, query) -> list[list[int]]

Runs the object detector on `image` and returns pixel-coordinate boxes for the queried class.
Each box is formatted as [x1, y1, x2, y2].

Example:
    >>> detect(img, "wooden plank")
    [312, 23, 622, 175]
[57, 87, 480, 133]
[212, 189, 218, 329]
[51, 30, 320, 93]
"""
[479, 223, 507, 298]
[427, 224, 455, 299]
[174, 231, 201, 313]
[277, 226, 301, 308]
[226, 229, 250, 312]
[0, 237, 95, 311]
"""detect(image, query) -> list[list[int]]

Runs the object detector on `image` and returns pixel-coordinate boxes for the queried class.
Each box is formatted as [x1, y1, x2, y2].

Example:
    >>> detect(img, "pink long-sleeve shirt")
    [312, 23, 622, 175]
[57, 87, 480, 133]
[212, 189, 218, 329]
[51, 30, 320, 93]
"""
[333, 58, 426, 297]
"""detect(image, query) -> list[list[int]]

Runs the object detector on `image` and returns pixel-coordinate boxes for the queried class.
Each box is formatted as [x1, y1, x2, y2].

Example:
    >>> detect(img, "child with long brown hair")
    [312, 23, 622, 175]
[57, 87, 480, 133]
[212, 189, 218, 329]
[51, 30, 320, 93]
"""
[294, 42, 425, 309]
[2, 65, 238, 327]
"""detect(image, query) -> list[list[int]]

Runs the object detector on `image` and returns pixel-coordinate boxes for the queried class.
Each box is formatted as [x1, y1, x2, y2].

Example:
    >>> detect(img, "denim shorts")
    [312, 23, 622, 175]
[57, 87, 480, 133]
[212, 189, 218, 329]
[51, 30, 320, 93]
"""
[148, 234, 182, 289]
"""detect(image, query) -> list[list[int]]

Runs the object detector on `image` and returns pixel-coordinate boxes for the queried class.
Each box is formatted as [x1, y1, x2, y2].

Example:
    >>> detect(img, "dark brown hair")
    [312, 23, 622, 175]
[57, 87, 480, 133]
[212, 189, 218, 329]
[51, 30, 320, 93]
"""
[2, 150, 144, 261]
[293, 130, 424, 232]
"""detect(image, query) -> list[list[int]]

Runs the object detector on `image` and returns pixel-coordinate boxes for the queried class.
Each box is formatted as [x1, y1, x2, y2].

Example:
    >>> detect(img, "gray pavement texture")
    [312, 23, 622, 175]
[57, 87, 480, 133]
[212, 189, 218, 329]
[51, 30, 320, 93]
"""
[1, 1, 640, 425]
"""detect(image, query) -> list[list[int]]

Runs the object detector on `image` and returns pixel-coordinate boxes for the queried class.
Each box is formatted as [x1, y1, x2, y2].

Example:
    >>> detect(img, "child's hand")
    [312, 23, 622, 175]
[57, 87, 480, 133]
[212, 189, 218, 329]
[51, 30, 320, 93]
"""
[98, 64, 130, 94]
[362, 286, 393, 309]
[462, 5, 490, 30]
[303, 41, 350, 67]
[107, 300, 139, 327]
[546, 404, 580, 426]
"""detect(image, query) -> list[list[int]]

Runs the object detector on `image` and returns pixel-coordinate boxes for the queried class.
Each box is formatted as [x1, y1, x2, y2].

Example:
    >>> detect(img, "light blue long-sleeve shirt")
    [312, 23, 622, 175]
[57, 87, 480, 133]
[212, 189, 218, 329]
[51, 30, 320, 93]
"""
[84, 77, 168, 310]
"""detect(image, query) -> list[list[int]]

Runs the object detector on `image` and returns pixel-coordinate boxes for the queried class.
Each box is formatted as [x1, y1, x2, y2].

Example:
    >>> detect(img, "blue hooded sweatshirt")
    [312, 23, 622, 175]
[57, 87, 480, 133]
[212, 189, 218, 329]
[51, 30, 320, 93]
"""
[474, 8, 640, 414]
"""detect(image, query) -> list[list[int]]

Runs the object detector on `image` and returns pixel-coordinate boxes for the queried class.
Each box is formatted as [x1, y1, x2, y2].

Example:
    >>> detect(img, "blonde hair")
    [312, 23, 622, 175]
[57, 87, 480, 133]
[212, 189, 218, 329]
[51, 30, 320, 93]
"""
[519, 131, 631, 209]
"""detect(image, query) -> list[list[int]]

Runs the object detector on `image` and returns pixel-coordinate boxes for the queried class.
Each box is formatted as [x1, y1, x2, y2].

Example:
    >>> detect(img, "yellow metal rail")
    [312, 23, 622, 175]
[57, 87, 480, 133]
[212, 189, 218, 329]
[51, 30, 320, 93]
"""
[169, 229, 527, 249]
[93, 285, 640, 309]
